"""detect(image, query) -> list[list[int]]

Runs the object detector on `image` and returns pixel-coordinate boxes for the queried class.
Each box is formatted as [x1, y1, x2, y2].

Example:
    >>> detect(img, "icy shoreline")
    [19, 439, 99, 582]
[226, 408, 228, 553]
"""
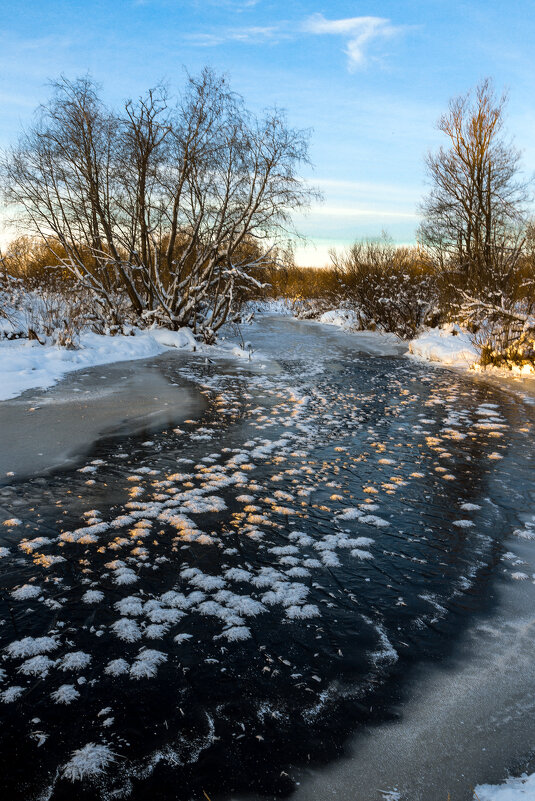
[0, 326, 259, 402]
[3, 302, 534, 405]
[310, 306, 535, 387]
[315, 307, 479, 369]
[0, 354, 204, 480]
[474, 773, 535, 800]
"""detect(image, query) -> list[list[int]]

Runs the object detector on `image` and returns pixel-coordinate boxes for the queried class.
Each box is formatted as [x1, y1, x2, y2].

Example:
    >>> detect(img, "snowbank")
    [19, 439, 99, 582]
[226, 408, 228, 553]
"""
[147, 327, 197, 350]
[474, 772, 535, 799]
[410, 325, 535, 380]
[318, 308, 361, 331]
[0, 326, 250, 402]
[408, 325, 478, 368]
[472, 361, 535, 377]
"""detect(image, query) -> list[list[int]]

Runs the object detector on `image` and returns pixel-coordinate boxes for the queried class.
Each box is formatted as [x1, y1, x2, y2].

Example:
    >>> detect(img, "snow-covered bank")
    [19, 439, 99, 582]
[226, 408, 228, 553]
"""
[0, 329, 194, 401]
[408, 325, 478, 367]
[312, 307, 478, 367]
[318, 308, 362, 331]
[294, 304, 476, 369]
[0, 326, 259, 402]
[408, 325, 535, 391]
[474, 772, 535, 800]
[0, 354, 204, 479]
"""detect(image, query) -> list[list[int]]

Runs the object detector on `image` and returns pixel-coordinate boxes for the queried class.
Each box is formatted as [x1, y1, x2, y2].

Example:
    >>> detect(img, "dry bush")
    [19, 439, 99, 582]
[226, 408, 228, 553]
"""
[0, 240, 111, 345]
[477, 330, 535, 369]
[431, 231, 535, 368]
[270, 265, 339, 302]
[1, 236, 74, 291]
[328, 238, 438, 338]
[243, 237, 439, 339]
[243, 256, 338, 303]
[234, 245, 341, 319]
[0, 280, 96, 345]
[0, 266, 20, 334]
[458, 287, 535, 369]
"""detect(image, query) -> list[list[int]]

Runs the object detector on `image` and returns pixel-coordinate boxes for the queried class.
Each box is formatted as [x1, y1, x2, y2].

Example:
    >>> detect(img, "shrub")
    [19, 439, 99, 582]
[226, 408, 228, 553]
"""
[328, 237, 438, 338]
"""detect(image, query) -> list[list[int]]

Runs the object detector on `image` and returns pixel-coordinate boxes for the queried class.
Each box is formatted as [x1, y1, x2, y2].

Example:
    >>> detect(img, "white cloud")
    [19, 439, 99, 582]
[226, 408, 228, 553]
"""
[186, 25, 279, 47]
[189, 0, 261, 10]
[310, 178, 421, 200]
[184, 12, 409, 64]
[303, 14, 405, 70]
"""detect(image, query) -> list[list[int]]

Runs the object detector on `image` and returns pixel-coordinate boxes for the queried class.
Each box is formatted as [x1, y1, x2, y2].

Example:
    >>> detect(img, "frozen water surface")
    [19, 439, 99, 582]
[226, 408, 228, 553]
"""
[0, 316, 534, 800]
[0, 358, 203, 479]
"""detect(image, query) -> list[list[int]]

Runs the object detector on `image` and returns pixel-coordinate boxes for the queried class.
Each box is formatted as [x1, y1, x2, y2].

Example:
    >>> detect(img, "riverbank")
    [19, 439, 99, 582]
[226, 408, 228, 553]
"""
[0, 325, 258, 402]
[292, 306, 535, 402]
[0, 353, 204, 481]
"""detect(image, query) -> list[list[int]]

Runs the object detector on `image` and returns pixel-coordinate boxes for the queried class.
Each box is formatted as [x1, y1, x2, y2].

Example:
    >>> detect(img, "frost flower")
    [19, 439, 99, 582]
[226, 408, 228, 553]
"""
[62, 743, 115, 781]
[51, 684, 80, 704]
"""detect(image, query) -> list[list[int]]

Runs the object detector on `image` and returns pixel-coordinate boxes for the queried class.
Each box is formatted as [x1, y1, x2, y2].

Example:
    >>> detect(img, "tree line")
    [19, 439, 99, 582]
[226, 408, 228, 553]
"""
[1, 72, 534, 366]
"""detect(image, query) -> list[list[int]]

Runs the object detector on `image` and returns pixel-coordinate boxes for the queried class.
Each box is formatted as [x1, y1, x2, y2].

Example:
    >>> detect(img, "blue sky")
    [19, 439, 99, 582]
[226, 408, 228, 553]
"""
[1, 0, 535, 264]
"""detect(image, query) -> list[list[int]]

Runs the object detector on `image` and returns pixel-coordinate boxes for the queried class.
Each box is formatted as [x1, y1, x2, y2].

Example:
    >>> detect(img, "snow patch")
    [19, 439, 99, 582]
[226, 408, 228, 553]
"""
[409, 325, 478, 367]
[474, 772, 535, 800]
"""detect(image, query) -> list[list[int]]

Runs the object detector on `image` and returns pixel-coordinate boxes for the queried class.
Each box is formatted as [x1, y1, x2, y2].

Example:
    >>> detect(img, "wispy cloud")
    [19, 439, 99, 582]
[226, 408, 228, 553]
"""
[303, 14, 406, 70]
[135, 1, 261, 7]
[184, 12, 409, 65]
[310, 206, 418, 220]
[191, 0, 261, 9]
[186, 25, 280, 47]
[218, 0, 261, 7]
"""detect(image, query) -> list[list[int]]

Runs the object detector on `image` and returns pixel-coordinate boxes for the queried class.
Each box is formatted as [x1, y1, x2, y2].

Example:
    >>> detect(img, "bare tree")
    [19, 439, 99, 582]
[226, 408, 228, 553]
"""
[1, 70, 316, 340]
[419, 78, 530, 296]
[418, 78, 535, 365]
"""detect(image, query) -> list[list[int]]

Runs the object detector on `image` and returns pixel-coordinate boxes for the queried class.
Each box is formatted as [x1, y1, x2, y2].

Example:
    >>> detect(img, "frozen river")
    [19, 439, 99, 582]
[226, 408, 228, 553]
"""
[0, 317, 534, 801]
